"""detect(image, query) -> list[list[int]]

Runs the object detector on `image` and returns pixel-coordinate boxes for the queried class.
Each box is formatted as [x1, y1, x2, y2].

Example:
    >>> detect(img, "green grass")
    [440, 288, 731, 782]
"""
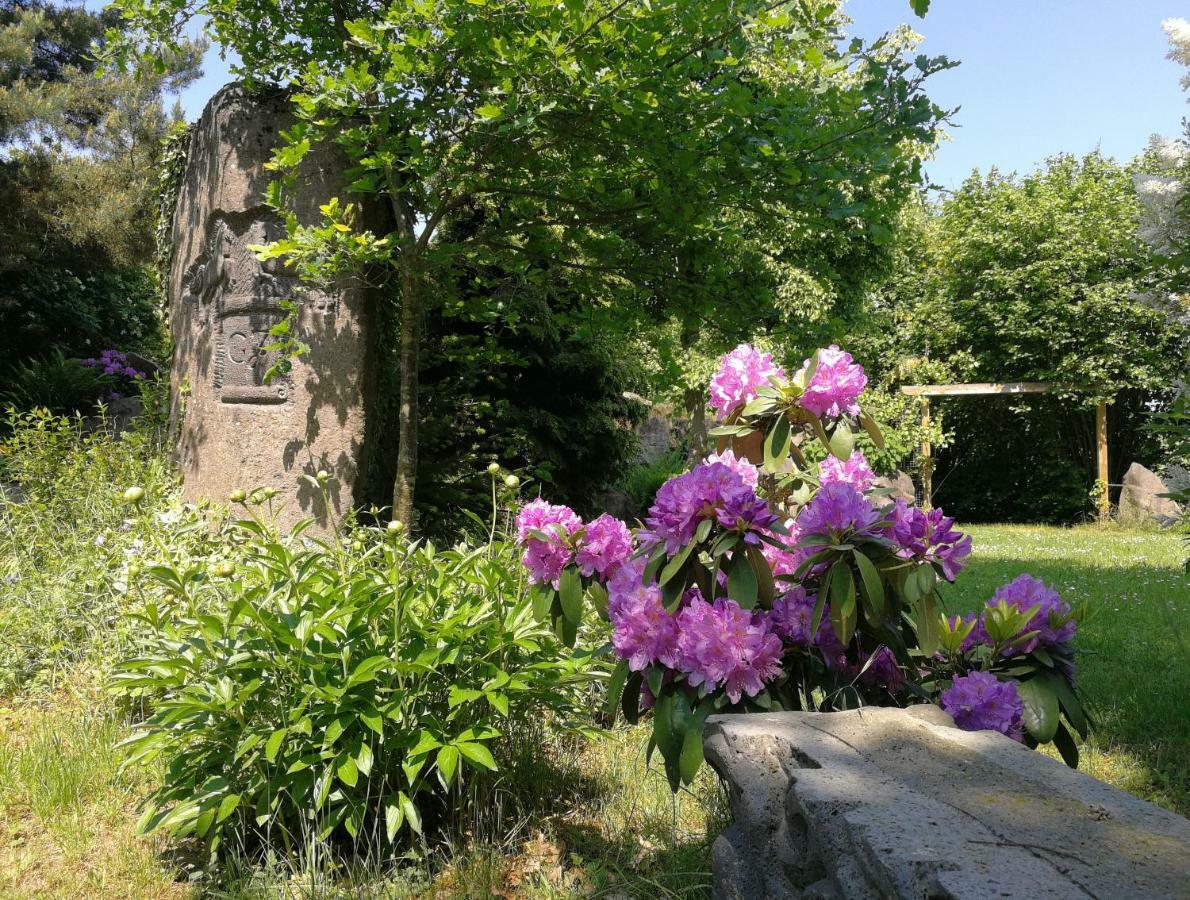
[0, 523, 1185, 897]
[943, 524, 1190, 815]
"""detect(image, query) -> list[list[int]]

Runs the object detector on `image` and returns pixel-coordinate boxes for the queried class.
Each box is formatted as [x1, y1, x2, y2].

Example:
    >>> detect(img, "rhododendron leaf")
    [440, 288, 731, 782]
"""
[809, 579, 830, 640]
[728, 551, 758, 609]
[708, 424, 754, 438]
[916, 593, 940, 657]
[679, 724, 704, 785]
[746, 545, 775, 607]
[853, 551, 885, 618]
[554, 613, 578, 648]
[859, 412, 886, 450]
[810, 415, 832, 452]
[742, 396, 777, 418]
[622, 672, 643, 725]
[1017, 677, 1059, 743]
[643, 547, 667, 583]
[828, 422, 856, 460]
[694, 517, 714, 545]
[646, 666, 665, 701]
[829, 564, 856, 644]
[915, 564, 937, 596]
[652, 693, 680, 776]
[660, 541, 695, 585]
[711, 532, 739, 558]
[559, 566, 583, 624]
[605, 660, 629, 725]
[587, 582, 608, 619]
[1049, 673, 1090, 738]
[764, 415, 791, 472]
[1052, 721, 1079, 769]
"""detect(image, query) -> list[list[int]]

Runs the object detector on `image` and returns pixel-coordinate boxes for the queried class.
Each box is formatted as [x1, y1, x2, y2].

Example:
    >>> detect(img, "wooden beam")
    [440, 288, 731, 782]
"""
[920, 398, 932, 510]
[1096, 402, 1110, 520]
[900, 382, 1052, 397]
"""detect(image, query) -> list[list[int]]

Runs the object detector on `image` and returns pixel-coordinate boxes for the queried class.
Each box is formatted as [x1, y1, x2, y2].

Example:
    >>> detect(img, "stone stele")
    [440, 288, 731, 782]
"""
[169, 84, 385, 530]
[705, 707, 1190, 899]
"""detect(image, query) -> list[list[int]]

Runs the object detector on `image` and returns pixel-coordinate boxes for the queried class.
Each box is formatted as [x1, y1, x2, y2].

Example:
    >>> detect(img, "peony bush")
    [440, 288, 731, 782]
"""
[517, 344, 1091, 790]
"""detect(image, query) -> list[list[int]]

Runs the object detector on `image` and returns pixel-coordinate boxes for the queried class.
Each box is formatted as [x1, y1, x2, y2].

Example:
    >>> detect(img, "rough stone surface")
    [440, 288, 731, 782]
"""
[1118, 462, 1182, 525]
[169, 84, 386, 531]
[705, 708, 1190, 899]
[873, 470, 916, 505]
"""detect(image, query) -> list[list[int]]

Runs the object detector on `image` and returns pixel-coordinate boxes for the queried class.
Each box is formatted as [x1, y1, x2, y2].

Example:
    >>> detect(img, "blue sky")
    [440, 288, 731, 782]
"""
[173, 0, 1188, 190]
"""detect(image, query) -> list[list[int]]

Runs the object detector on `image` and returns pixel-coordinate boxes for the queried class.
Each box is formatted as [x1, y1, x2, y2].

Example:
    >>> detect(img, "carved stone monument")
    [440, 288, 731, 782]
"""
[168, 84, 383, 529]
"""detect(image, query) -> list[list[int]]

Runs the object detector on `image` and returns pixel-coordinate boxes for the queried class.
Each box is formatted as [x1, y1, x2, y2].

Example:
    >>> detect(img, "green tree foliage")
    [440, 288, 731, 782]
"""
[860, 154, 1189, 522]
[0, 0, 202, 370]
[111, 0, 950, 525]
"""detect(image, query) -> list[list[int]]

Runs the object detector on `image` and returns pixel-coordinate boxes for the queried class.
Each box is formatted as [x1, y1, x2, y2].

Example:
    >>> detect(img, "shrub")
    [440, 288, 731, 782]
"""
[112, 484, 601, 858]
[518, 344, 1092, 791]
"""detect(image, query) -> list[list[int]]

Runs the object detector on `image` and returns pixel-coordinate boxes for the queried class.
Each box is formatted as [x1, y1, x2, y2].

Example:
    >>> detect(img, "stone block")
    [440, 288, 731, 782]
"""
[1118, 462, 1182, 525]
[168, 84, 387, 531]
[705, 708, 1190, 899]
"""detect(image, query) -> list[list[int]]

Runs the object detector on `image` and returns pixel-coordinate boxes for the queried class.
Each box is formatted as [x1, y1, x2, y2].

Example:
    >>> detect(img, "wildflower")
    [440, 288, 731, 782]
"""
[504, 474, 520, 489]
[515, 498, 582, 588]
[708, 344, 786, 421]
[818, 450, 875, 492]
[796, 345, 867, 419]
[885, 501, 972, 581]
[607, 561, 679, 671]
[675, 596, 783, 703]
[575, 513, 633, 581]
[796, 482, 881, 541]
[940, 672, 1025, 741]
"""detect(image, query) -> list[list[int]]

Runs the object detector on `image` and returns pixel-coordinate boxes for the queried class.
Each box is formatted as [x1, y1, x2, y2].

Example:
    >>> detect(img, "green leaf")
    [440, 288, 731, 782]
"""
[436, 745, 459, 784]
[1017, 677, 1060, 743]
[660, 540, 695, 585]
[531, 585, 554, 621]
[605, 659, 629, 725]
[458, 741, 498, 771]
[337, 754, 359, 787]
[385, 800, 404, 842]
[916, 592, 940, 657]
[400, 792, 422, 835]
[728, 550, 758, 609]
[265, 728, 287, 763]
[475, 103, 504, 119]
[1052, 721, 1080, 769]
[216, 793, 241, 823]
[764, 414, 792, 472]
[859, 412, 886, 450]
[559, 566, 583, 624]
[910, 0, 930, 17]
[356, 741, 374, 777]
[622, 671, 643, 725]
[828, 422, 856, 460]
[853, 551, 885, 619]
[829, 563, 856, 644]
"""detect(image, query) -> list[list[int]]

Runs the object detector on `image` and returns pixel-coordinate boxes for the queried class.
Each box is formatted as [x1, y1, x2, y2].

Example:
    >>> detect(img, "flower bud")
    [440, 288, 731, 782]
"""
[127, 564, 141, 578]
[486, 462, 501, 475]
[263, 487, 278, 499]
[503, 474, 520, 489]
[387, 520, 405, 535]
[214, 561, 235, 577]
[351, 540, 363, 552]
[229, 489, 247, 503]
[317, 470, 331, 482]
[122, 486, 145, 504]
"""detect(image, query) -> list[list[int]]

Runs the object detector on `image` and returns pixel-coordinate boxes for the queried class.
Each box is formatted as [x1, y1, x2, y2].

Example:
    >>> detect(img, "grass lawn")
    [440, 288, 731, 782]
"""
[0, 524, 1185, 898]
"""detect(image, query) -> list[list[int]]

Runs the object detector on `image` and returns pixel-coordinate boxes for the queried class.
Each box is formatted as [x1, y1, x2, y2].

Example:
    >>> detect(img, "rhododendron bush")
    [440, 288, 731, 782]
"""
[517, 344, 1091, 790]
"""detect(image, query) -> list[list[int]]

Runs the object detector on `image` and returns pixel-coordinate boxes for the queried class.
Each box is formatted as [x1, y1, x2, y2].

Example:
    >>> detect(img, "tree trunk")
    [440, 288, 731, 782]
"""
[392, 261, 422, 524]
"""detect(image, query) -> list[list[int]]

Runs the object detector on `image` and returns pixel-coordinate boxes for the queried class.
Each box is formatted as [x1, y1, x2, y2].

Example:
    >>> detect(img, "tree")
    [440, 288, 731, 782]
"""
[0, 0, 202, 367]
[113, 0, 949, 525]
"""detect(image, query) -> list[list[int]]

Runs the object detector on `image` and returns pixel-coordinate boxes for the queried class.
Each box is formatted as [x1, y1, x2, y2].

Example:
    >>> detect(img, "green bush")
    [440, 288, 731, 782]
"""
[113, 493, 601, 858]
[0, 405, 182, 695]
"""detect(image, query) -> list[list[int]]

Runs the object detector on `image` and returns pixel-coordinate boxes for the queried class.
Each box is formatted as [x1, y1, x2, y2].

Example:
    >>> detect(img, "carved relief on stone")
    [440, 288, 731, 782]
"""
[182, 213, 340, 405]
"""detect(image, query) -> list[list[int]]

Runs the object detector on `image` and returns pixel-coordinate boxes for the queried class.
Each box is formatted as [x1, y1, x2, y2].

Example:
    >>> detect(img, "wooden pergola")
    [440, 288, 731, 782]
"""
[899, 382, 1110, 518]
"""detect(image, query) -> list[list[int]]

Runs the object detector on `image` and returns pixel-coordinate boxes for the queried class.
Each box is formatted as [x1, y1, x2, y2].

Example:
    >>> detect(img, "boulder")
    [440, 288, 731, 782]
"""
[873, 469, 916, 505]
[167, 84, 388, 531]
[1118, 462, 1182, 525]
[705, 708, 1190, 899]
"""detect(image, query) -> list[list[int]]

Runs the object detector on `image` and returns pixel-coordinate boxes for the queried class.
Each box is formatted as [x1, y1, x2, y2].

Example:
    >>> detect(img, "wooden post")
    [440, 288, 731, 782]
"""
[920, 398, 932, 510]
[1096, 401, 1109, 520]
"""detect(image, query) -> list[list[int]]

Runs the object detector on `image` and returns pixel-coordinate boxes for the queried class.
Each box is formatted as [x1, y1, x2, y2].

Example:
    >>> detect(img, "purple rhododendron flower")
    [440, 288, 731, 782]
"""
[885, 501, 972, 581]
[857, 646, 904, 692]
[761, 519, 812, 579]
[575, 513, 633, 580]
[990, 574, 1076, 652]
[704, 448, 759, 488]
[607, 560, 679, 672]
[797, 345, 867, 419]
[643, 462, 777, 555]
[675, 596, 783, 703]
[941, 671, 1025, 742]
[768, 586, 818, 646]
[515, 498, 582, 588]
[818, 450, 876, 492]
[797, 482, 882, 540]
[708, 344, 786, 421]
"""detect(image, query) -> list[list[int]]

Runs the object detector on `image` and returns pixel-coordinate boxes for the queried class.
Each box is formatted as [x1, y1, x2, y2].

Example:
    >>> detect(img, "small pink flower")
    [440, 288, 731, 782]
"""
[797, 345, 867, 419]
[708, 344, 786, 421]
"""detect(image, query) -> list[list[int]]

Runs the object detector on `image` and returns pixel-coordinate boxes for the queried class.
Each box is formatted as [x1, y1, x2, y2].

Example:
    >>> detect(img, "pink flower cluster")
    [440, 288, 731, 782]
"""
[703, 448, 759, 488]
[515, 500, 631, 589]
[818, 450, 876, 492]
[642, 462, 777, 555]
[963, 574, 1076, 656]
[607, 567, 784, 704]
[796, 482, 882, 541]
[885, 501, 972, 581]
[708, 344, 786, 421]
[797, 345, 867, 419]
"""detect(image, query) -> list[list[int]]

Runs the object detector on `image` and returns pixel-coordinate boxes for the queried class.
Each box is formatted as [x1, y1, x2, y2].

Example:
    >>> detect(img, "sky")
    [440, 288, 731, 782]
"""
[172, 0, 1188, 191]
